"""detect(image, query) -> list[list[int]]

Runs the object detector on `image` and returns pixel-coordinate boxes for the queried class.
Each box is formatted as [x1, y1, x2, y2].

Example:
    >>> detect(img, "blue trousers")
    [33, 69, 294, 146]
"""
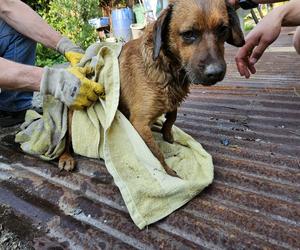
[0, 19, 36, 112]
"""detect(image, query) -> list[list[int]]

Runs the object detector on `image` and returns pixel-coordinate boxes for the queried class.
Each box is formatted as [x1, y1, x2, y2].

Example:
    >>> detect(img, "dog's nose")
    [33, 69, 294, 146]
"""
[203, 63, 225, 83]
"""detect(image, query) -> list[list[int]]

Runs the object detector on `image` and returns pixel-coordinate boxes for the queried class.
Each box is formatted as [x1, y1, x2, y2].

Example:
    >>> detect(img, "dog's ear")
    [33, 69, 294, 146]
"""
[153, 4, 173, 60]
[226, 2, 245, 47]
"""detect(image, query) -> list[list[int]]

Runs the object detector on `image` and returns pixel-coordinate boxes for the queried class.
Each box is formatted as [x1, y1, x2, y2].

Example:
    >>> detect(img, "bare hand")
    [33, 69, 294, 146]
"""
[293, 26, 300, 54]
[235, 10, 282, 78]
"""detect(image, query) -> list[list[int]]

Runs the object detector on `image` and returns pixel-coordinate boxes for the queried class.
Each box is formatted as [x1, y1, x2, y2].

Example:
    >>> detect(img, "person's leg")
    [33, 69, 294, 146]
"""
[293, 26, 300, 54]
[0, 20, 36, 127]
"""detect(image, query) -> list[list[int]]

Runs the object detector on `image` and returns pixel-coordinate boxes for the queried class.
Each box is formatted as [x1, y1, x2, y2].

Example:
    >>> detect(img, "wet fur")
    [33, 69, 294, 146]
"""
[59, 0, 244, 177]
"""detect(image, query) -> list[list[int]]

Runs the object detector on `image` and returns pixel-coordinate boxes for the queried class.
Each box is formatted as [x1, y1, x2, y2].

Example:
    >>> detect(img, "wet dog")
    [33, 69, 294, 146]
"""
[59, 0, 245, 177]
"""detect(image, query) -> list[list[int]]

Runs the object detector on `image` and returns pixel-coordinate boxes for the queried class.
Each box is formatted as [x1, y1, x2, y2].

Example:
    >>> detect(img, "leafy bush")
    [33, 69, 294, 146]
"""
[29, 0, 101, 67]
[35, 44, 66, 67]
[43, 0, 100, 49]
[26, 0, 51, 13]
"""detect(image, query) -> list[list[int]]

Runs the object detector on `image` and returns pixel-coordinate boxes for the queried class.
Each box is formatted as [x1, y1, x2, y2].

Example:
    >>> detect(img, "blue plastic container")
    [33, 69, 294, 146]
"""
[111, 7, 134, 42]
[88, 17, 110, 29]
[100, 17, 110, 27]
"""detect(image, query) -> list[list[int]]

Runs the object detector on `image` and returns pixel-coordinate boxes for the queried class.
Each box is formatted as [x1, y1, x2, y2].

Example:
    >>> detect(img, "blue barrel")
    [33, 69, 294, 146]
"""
[100, 17, 110, 27]
[111, 7, 134, 42]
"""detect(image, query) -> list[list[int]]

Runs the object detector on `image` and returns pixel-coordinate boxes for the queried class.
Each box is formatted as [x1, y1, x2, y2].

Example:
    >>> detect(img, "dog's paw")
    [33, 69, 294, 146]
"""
[162, 130, 174, 144]
[164, 165, 181, 178]
[58, 153, 75, 171]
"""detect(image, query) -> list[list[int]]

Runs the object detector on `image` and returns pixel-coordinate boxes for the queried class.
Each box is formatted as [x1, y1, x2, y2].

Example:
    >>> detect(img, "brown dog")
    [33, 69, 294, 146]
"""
[58, 0, 244, 177]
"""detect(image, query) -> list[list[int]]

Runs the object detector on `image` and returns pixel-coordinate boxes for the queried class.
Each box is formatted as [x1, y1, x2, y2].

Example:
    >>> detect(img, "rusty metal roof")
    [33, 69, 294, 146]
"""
[0, 28, 299, 249]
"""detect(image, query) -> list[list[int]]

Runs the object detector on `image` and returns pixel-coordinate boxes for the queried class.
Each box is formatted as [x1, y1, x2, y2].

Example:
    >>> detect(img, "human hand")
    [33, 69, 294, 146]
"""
[40, 66, 104, 109]
[293, 26, 300, 54]
[56, 37, 84, 66]
[235, 10, 282, 78]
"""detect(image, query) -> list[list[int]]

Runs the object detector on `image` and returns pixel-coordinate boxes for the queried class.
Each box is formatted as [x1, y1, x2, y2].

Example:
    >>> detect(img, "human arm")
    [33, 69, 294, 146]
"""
[235, 0, 300, 78]
[0, 0, 61, 49]
[293, 27, 300, 54]
[0, 0, 84, 64]
[0, 57, 42, 91]
[227, 0, 286, 7]
[0, 57, 104, 109]
[252, 0, 285, 3]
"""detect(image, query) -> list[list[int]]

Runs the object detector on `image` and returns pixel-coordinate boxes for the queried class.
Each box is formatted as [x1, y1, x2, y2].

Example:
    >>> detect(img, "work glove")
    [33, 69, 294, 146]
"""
[40, 66, 105, 109]
[56, 36, 84, 66]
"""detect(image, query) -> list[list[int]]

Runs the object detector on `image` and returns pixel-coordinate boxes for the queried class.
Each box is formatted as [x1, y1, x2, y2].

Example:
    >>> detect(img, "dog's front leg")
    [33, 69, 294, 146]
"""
[58, 109, 75, 171]
[131, 118, 179, 177]
[161, 109, 177, 144]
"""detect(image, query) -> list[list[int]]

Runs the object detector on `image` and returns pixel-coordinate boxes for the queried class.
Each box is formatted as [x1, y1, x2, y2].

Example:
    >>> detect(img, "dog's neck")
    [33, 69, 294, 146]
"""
[141, 26, 189, 90]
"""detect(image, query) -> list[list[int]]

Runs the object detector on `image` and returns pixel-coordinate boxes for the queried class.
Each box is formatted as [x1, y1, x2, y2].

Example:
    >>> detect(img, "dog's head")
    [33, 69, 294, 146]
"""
[153, 0, 245, 86]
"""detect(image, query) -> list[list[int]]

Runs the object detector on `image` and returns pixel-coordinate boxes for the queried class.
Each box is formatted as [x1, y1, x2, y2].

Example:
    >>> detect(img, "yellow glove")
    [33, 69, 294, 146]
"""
[56, 37, 84, 66]
[65, 51, 84, 66]
[40, 65, 105, 109]
[68, 66, 105, 109]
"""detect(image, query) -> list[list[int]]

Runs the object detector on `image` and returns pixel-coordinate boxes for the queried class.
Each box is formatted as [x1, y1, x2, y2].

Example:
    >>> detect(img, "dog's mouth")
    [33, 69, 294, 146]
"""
[184, 63, 226, 86]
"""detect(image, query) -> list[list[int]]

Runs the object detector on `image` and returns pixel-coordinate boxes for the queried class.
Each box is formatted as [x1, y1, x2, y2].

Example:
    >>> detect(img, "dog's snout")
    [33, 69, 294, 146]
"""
[204, 63, 226, 83]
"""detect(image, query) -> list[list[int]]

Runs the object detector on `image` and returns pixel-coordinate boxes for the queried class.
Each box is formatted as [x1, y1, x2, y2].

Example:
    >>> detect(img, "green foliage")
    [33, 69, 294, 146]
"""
[43, 0, 100, 49]
[32, 0, 101, 67]
[35, 44, 66, 67]
[113, 0, 128, 7]
[25, 0, 51, 13]
[244, 22, 255, 32]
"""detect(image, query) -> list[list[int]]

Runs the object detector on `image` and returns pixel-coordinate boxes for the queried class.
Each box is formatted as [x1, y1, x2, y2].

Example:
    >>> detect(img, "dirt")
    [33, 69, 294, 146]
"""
[0, 229, 33, 250]
[0, 205, 36, 250]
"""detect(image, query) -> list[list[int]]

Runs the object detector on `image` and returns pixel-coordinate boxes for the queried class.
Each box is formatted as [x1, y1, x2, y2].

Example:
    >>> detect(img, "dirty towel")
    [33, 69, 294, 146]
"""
[16, 42, 214, 229]
[15, 95, 67, 161]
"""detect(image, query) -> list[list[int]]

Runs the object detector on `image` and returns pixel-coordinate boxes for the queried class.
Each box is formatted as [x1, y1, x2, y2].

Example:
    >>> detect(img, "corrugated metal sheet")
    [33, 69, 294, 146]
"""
[0, 28, 299, 249]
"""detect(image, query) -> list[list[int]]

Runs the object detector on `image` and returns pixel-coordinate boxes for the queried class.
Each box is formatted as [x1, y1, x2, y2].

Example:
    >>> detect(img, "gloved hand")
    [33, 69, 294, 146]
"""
[56, 36, 84, 66]
[40, 66, 105, 109]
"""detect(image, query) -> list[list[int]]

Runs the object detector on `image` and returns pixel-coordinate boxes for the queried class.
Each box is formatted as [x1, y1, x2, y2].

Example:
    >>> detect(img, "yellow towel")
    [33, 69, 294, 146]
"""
[16, 42, 214, 229]
[15, 95, 67, 161]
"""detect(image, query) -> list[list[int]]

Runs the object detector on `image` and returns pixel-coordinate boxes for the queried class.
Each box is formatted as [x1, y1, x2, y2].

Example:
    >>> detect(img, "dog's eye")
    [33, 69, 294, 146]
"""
[180, 30, 199, 43]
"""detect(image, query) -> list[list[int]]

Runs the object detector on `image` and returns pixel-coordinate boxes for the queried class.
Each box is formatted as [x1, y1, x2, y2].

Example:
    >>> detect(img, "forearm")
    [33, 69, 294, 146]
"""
[0, 0, 62, 49]
[253, 0, 286, 3]
[0, 57, 43, 91]
[228, 0, 286, 9]
[278, 0, 300, 26]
